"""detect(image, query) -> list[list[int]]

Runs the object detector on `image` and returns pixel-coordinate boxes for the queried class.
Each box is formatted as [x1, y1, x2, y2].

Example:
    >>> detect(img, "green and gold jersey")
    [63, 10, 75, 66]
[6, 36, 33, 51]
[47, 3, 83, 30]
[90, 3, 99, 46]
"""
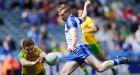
[18, 47, 45, 75]
[81, 16, 97, 45]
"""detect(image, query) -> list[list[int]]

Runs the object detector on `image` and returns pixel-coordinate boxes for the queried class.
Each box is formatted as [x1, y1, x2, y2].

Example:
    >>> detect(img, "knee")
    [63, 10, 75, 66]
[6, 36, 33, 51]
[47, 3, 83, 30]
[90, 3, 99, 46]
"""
[60, 70, 65, 75]
[96, 68, 104, 73]
[90, 64, 105, 73]
[95, 65, 105, 73]
[60, 69, 69, 75]
[60, 72, 63, 75]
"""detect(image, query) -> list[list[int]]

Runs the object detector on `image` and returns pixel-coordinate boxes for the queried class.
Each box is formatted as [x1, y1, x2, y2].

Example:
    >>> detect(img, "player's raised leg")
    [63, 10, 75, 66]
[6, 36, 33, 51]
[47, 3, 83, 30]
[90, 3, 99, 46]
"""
[60, 61, 79, 75]
[85, 55, 130, 73]
[95, 51, 117, 75]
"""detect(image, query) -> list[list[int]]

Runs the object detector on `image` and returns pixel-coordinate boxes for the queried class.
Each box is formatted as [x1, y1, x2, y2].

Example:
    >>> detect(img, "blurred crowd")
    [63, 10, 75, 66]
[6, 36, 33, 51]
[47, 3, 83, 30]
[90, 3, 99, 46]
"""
[0, 0, 140, 75]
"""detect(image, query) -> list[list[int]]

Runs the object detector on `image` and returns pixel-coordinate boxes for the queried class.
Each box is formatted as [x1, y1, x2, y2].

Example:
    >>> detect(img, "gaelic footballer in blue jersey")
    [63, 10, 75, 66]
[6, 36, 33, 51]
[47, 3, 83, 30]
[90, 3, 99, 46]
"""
[58, 0, 131, 75]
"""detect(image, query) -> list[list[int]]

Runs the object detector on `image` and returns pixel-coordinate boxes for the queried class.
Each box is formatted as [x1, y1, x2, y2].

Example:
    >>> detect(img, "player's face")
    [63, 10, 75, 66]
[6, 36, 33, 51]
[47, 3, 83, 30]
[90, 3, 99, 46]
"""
[78, 10, 83, 17]
[24, 44, 34, 52]
[59, 9, 70, 21]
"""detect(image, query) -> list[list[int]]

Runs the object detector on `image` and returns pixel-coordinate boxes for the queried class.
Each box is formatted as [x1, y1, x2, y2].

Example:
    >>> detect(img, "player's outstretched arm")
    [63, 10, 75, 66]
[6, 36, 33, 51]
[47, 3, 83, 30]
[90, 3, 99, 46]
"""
[20, 58, 39, 66]
[80, 0, 91, 21]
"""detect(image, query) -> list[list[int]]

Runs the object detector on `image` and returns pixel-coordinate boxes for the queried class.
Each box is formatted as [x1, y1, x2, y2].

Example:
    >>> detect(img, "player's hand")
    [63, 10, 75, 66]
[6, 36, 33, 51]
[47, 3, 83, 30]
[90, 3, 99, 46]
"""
[40, 56, 46, 63]
[38, 56, 44, 62]
[85, 0, 91, 7]
[68, 46, 76, 53]
[35, 56, 43, 63]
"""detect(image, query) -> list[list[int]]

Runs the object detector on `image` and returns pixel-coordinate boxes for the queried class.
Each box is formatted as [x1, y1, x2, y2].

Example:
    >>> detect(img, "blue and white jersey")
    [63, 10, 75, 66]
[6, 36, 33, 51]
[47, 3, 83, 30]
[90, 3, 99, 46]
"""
[65, 15, 85, 48]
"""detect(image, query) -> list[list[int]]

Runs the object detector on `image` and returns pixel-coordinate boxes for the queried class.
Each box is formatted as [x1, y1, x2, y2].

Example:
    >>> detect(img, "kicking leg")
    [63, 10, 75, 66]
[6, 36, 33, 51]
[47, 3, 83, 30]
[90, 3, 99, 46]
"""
[89, 44, 117, 75]
[96, 52, 117, 75]
[60, 61, 79, 75]
[85, 55, 107, 73]
[84, 55, 130, 73]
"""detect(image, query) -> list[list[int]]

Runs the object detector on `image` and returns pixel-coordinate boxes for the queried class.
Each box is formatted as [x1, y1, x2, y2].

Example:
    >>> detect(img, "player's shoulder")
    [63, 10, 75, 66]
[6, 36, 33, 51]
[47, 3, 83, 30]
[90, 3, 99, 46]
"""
[18, 49, 25, 55]
[34, 47, 43, 55]
[68, 15, 81, 21]
[65, 15, 76, 26]
[86, 16, 93, 21]
[34, 47, 42, 51]
[67, 15, 75, 22]
[70, 15, 83, 24]
[18, 49, 26, 59]
[86, 16, 95, 23]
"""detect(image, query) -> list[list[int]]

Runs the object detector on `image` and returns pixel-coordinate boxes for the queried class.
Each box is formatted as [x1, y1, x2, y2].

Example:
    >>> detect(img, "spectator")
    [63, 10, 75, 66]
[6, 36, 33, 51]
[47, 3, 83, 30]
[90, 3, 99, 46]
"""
[21, 8, 30, 27]
[0, 39, 2, 46]
[111, 0, 123, 19]
[135, 25, 140, 42]
[18, 0, 24, 8]
[123, 5, 135, 21]
[1, 34, 16, 55]
[74, 0, 84, 9]
[104, 7, 116, 20]
[111, 0, 123, 12]
[59, 41, 66, 53]
[42, 0, 51, 13]
[2, 55, 20, 75]
[27, 25, 38, 43]
[127, 33, 140, 54]
[122, 39, 132, 51]
[48, 9, 58, 24]
[107, 22, 119, 51]
[39, 8, 48, 23]
[23, 0, 32, 9]
[117, 34, 125, 48]
[28, 8, 41, 25]
[0, 0, 4, 10]
[38, 25, 49, 44]
[48, 1, 58, 24]
[0, 17, 4, 25]
[98, 0, 107, 6]
[10, 0, 20, 10]
[136, 12, 140, 23]
[38, 42, 50, 53]
[32, 0, 43, 9]
[50, 40, 59, 52]
[91, 2, 103, 17]
[120, 25, 131, 39]
[95, 25, 109, 52]
[135, 0, 140, 4]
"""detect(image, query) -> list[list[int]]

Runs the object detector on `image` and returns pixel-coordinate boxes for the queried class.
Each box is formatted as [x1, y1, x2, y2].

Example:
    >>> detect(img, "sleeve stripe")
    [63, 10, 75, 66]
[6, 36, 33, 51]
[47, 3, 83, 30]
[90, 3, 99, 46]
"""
[68, 16, 77, 28]
[68, 17, 73, 27]
[74, 17, 82, 25]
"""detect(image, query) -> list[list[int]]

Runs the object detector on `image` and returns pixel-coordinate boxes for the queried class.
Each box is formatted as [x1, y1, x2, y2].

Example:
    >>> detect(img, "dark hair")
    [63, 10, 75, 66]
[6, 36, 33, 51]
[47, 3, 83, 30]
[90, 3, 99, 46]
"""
[23, 38, 34, 47]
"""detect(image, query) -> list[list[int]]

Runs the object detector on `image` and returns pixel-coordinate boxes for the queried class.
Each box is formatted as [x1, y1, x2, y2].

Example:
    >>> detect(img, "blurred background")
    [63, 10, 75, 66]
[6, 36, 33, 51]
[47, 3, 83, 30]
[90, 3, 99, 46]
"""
[0, 0, 140, 75]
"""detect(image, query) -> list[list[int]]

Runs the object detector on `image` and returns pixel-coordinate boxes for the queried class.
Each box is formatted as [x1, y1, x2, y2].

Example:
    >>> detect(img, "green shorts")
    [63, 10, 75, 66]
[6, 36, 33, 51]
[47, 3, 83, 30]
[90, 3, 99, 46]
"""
[88, 43, 102, 54]
[22, 69, 46, 75]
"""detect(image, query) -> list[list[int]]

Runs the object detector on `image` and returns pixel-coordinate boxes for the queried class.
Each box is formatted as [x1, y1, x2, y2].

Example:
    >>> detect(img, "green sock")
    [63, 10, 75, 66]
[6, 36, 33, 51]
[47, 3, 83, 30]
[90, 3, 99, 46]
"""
[111, 68, 117, 75]
[82, 66, 89, 75]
